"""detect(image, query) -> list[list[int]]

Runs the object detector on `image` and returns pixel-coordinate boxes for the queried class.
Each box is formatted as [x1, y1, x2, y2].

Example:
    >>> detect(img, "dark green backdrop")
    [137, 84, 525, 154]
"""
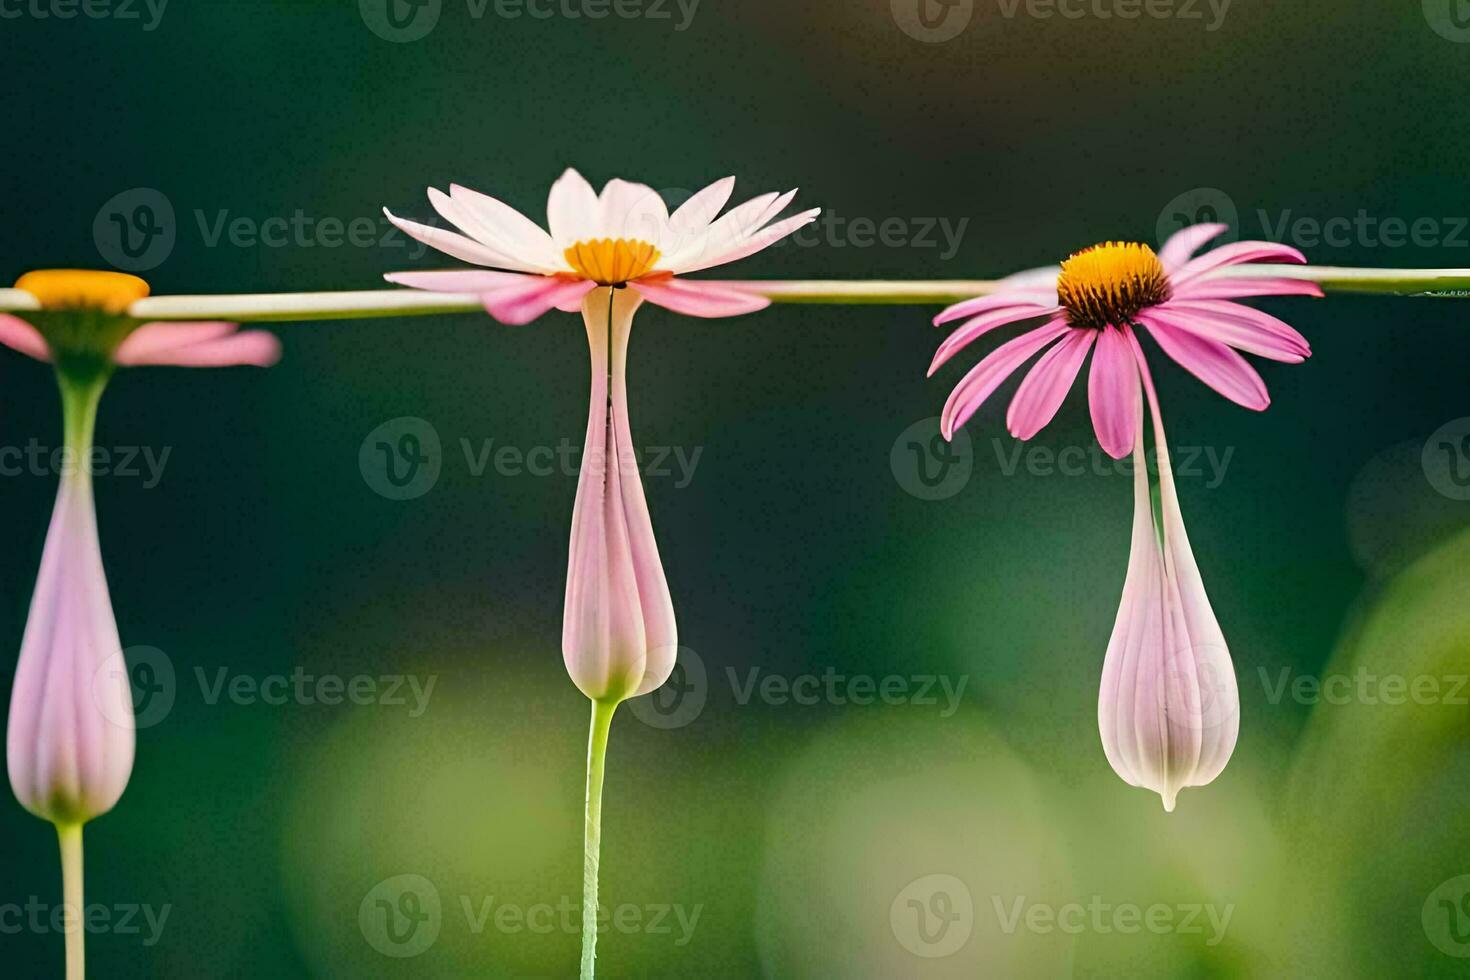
[4, 1, 1470, 976]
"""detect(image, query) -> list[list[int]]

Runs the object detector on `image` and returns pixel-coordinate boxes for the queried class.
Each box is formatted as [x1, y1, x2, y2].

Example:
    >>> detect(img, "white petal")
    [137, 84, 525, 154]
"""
[547, 168, 600, 248]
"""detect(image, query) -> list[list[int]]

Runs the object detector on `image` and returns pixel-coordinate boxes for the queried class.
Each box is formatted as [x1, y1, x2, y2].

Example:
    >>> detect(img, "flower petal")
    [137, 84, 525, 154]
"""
[1151, 302, 1310, 362]
[1138, 313, 1270, 410]
[1156, 223, 1228, 272]
[939, 319, 1070, 441]
[117, 327, 281, 367]
[934, 289, 1059, 327]
[928, 304, 1061, 376]
[630, 277, 770, 318]
[447, 183, 562, 270]
[384, 269, 542, 293]
[547, 168, 601, 248]
[1088, 325, 1141, 459]
[481, 277, 596, 326]
[663, 176, 736, 259]
[598, 178, 671, 249]
[1006, 328, 1094, 441]
[384, 207, 520, 269]
[1172, 240, 1308, 285]
[1170, 275, 1324, 301]
[673, 207, 821, 275]
[0, 314, 51, 362]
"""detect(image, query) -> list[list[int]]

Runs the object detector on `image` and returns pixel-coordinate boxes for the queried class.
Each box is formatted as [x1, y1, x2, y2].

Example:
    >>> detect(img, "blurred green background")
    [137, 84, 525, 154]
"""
[3, 1, 1470, 976]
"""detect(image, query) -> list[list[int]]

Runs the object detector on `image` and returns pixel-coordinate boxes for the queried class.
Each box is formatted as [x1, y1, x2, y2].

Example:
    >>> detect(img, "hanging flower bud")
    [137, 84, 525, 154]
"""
[562, 287, 678, 703]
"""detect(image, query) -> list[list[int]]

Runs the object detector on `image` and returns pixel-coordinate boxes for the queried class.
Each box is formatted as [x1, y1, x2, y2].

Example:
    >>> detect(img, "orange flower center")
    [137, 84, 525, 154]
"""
[563, 238, 661, 286]
[1056, 242, 1171, 330]
[15, 269, 149, 314]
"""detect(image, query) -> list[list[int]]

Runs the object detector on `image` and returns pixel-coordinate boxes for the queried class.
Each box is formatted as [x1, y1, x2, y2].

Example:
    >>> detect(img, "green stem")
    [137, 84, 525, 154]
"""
[581, 698, 618, 980]
[58, 372, 107, 461]
[57, 823, 84, 980]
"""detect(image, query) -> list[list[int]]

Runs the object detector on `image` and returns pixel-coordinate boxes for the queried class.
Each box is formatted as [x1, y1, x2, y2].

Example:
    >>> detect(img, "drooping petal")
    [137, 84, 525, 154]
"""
[0, 313, 51, 362]
[546, 168, 601, 248]
[939, 319, 1070, 440]
[928, 304, 1061, 376]
[934, 289, 1059, 327]
[1088, 325, 1141, 459]
[1147, 304, 1309, 363]
[1171, 240, 1308, 285]
[481, 277, 597, 326]
[1169, 275, 1324, 301]
[630, 277, 770, 318]
[1156, 223, 1228, 272]
[563, 288, 677, 702]
[116, 328, 281, 368]
[7, 468, 134, 824]
[112, 321, 236, 361]
[1139, 313, 1270, 410]
[1006, 328, 1094, 441]
[1098, 344, 1239, 811]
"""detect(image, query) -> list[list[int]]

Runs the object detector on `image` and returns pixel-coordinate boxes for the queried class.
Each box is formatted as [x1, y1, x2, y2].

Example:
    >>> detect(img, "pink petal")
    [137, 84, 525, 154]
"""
[119, 330, 281, 367]
[630, 277, 771, 318]
[1139, 313, 1270, 410]
[1170, 276, 1324, 301]
[1171, 240, 1308, 285]
[934, 289, 1060, 327]
[939, 319, 1070, 441]
[481, 277, 596, 326]
[1151, 302, 1310, 362]
[1088, 326, 1141, 460]
[1156, 223, 1228, 272]
[928, 304, 1061, 376]
[0, 314, 51, 362]
[1006, 328, 1095, 441]
[113, 321, 237, 363]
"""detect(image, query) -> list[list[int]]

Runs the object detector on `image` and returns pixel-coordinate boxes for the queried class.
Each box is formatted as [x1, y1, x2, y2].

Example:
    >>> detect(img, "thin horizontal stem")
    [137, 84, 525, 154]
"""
[3, 267, 1470, 321]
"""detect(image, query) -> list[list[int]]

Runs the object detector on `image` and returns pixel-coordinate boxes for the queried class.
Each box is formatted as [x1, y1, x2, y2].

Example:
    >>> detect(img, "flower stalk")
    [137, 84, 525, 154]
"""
[581, 698, 618, 980]
[58, 822, 84, 980]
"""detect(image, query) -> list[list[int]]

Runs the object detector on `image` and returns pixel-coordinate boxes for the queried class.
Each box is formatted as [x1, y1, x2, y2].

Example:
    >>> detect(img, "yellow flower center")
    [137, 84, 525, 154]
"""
[563, 238, 661, 286]
[1055, 242, 1171, 330]
[15, 269, 150, 314]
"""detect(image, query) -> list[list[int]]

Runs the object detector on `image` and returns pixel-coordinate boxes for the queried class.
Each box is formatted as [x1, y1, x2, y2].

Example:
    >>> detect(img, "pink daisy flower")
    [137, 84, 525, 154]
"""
[926, 227, 1320, 811]
[929, 223, 1321, 457]
[383, 168, 820, 325]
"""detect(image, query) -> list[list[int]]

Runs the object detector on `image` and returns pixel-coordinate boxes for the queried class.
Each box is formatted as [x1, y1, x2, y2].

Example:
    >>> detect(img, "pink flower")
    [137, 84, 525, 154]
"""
[1099, 335, 1239, 812]
[383, 168, 820, 325]
[3, 270, 279, 825]
[928, 224, 1320, 457]
[386, 171, 817, 704]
